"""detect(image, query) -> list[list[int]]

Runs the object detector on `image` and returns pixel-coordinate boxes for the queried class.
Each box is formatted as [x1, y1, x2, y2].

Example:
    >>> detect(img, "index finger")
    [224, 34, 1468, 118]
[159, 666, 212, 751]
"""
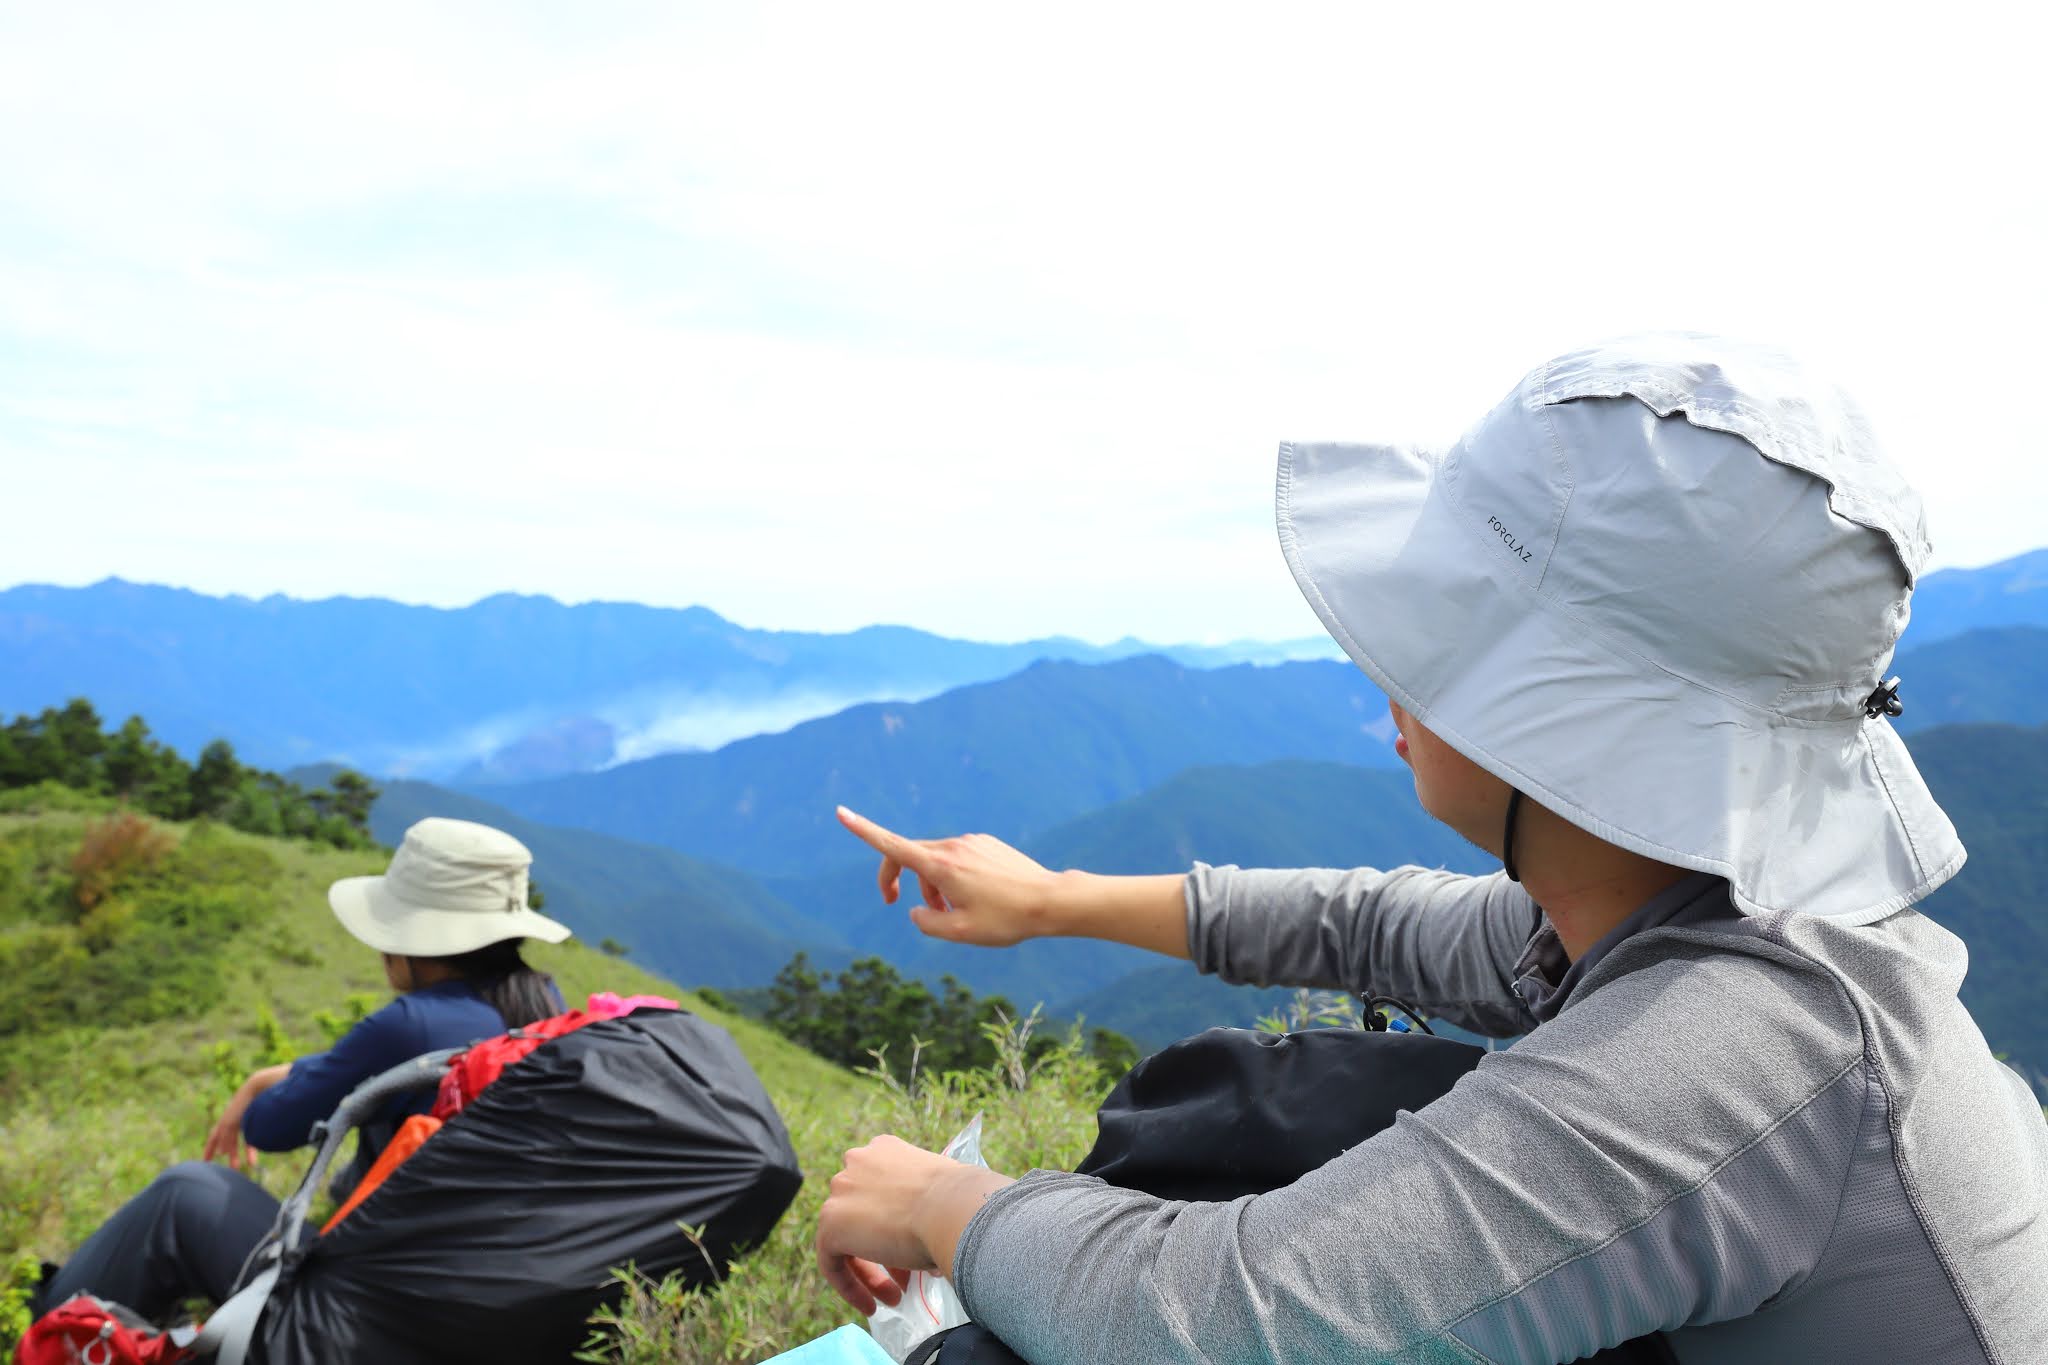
[835, 807, 933, 873]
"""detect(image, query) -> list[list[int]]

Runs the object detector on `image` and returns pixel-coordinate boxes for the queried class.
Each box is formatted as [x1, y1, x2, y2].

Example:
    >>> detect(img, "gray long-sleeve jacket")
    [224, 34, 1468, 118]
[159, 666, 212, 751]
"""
[951, 865, 2048, 1363]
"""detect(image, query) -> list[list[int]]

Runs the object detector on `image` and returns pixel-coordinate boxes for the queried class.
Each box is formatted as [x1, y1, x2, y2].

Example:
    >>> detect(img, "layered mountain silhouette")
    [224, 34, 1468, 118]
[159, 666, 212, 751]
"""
[475, 655, 1401, 876]
[4, 548, 2039, 783]
[0, 579, 1338, 778]
[1893, 626, 2048, 733]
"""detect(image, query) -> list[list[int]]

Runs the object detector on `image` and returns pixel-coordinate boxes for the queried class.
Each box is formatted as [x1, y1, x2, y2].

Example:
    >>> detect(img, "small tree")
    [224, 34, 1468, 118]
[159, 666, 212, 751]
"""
[328, 769, 379, 836]
[187, 739, 242, 818]
[46, 699, 109, 789]
[101, 715, 157, 797]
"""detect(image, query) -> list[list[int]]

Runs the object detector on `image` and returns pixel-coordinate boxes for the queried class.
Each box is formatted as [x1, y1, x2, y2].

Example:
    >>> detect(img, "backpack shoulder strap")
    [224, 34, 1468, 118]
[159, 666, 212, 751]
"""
[188, 1264, 278, 1365]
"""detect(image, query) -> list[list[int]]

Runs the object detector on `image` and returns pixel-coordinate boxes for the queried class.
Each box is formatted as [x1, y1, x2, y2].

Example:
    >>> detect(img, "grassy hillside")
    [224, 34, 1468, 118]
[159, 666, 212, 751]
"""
[0, 793, 1112, 1360]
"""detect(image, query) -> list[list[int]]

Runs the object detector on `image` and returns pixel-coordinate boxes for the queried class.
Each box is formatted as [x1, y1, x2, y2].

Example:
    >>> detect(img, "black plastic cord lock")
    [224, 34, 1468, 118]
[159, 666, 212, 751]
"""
[1862, 677, 1904, 720]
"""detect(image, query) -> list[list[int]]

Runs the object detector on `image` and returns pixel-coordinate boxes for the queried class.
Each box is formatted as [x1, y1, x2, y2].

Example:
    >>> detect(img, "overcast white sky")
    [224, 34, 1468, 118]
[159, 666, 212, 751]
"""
[1, 3, 2041, 644]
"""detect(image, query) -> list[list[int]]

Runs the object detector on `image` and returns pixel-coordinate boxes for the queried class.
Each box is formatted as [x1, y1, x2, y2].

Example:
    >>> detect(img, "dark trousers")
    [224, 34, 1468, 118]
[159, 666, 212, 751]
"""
[34, 1161, 281, 1324]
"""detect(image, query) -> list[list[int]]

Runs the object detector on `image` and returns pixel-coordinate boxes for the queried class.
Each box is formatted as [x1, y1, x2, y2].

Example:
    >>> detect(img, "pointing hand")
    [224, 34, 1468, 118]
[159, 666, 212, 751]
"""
[835, 807, 1063, 948]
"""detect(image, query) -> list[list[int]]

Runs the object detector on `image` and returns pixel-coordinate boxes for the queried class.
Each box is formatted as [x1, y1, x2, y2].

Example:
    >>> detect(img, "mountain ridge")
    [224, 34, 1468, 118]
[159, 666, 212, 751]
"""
[0, 578, 1340, 778]
[474, 654, 1401, 876]
[8, 544, 2040, 785]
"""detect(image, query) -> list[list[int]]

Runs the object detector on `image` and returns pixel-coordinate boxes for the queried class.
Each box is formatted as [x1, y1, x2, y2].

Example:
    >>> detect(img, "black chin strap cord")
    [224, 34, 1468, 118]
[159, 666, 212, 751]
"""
[1502, 788, 1525, 883]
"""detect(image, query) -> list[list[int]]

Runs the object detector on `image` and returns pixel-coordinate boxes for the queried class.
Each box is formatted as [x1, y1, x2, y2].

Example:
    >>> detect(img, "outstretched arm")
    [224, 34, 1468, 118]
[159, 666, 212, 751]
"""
[837, 808, 1541, 1034]
[836, 806, 1190, 959]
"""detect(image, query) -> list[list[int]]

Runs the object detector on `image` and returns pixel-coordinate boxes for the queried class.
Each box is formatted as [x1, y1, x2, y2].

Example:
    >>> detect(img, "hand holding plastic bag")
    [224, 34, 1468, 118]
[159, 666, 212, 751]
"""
[864, 1115, 983, 1362]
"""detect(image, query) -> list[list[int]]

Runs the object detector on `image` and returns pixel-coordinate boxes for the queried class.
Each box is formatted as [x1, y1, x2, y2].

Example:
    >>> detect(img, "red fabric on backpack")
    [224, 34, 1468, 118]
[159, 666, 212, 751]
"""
[15, 1295, 192, 1365]
[429, 1009, 602, 1120]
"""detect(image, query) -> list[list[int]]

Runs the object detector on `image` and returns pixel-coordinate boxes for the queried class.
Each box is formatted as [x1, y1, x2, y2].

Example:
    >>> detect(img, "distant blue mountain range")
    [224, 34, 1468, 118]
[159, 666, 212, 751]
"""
[1907, 548, 2048, 642]
[0, 578, 1337, 778]
[1894, 626, 2048, 733]
[475, 654, 1402, 876]
[4, 548, 2037, 784]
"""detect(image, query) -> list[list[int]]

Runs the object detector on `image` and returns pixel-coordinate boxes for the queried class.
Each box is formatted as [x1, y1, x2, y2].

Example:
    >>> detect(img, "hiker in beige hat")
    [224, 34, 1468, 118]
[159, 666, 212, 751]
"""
[33, 818, 575, 1326]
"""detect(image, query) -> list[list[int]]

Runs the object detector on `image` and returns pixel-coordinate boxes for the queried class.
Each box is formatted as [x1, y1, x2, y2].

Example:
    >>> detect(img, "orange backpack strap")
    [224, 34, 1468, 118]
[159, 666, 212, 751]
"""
[321, 1113, 443, 1234]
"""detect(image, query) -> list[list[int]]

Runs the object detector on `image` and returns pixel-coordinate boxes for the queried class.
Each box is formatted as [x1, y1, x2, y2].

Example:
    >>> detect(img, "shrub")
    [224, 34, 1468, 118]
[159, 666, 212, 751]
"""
[1257, 987, 1368, 1034]
[67, 811, 175, 913]
[0, 780, 113, 818]
[760, 952, 1136, 1084]
[160, 824, 281, 894]
[1, 1249, 43, 1349]
[0, 929, 89, 1037]
[311, 994, 383, 1046]
[76, 895, 140, 953]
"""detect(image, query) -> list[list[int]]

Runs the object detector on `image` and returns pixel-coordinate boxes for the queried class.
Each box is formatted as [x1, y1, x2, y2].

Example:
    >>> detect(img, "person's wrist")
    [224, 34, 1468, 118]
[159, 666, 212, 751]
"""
[1036, 869, 1090, 937]
[910, 1161, 1011, 1277]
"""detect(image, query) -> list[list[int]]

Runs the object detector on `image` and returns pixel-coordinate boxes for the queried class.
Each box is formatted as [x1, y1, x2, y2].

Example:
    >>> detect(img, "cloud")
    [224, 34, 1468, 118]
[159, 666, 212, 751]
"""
[0, 3, 2041, 643]
[604, 686, 943, 765]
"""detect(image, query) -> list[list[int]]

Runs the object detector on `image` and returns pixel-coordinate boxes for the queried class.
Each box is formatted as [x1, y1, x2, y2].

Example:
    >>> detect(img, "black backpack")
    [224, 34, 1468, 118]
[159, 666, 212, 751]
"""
[197, 1009, 802, 1365]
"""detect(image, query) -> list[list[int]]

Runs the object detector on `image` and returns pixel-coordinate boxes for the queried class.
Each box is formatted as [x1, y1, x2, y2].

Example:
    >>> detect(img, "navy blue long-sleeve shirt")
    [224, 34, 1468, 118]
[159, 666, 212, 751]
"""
[242, 981, 507, 1157]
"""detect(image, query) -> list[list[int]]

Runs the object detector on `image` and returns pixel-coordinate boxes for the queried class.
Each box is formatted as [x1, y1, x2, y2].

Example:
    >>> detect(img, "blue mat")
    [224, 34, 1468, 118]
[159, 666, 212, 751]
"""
[758, 1323, 897, 1364]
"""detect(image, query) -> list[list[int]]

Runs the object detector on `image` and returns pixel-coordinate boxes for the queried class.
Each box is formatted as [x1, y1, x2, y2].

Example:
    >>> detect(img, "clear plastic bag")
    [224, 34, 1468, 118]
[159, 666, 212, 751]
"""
[865, 1114, 984, 1363]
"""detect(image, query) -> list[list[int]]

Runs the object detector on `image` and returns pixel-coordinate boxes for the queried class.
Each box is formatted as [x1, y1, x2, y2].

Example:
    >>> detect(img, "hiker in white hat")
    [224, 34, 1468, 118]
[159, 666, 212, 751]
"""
[815, 335, 2048, 1361]
[33, 818, 575, 1325]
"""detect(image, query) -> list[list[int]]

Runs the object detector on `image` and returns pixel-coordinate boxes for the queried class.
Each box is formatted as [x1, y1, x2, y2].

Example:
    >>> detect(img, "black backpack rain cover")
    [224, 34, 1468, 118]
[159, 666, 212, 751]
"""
[254, 1009, 802, 1365]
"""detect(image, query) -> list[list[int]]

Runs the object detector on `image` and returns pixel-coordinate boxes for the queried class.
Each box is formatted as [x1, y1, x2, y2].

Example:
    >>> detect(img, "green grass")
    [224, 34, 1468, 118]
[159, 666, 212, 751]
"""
[0, 798, 1109, 1361]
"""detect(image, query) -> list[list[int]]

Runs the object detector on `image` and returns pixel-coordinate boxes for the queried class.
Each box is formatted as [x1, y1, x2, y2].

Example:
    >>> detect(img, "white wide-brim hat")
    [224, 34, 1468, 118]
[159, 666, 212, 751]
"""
[329, 816, 573, 957]
[1279, 333, 1964, 923]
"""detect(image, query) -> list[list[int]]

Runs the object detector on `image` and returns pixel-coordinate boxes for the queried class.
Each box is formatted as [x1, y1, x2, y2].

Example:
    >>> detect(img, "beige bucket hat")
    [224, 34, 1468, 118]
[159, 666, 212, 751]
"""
[1277, 332, 1964, 923]
[329, 817, 572, 957]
